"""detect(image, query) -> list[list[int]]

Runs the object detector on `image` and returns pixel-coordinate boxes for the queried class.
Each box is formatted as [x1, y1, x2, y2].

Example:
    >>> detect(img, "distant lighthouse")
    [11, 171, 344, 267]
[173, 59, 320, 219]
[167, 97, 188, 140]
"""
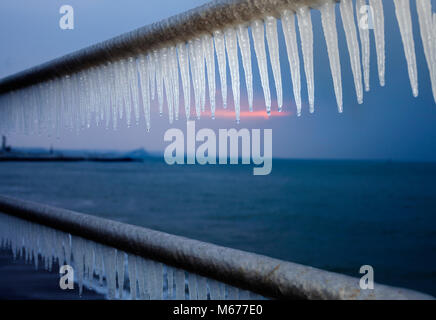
[1, 136, 10, 153]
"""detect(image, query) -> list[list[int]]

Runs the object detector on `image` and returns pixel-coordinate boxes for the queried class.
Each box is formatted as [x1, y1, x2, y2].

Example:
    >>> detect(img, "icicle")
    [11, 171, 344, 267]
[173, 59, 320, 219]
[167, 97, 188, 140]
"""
[393, 0, 418, 97]
[177, 42, 191, 119]
[84, 240, 95, 281]
[92, 70, 104, 127]
[251, 20, 272, 114]
[224, 27, 241, 122]
[138, 54, 151, 131]
[196, 275, 208, 300]
[161, 47, 174, 124]
[416, 0, 436, 102]
[236, 24, 254, 112]
[370, 0, 385, 87]
[340, 0, 364, 104]
[188, 39, 201, 119]
[154, 50, 164, 116]
[148, 53, 156, 101]
[116, 250, 125, 299]
[320, 1, 343, 112]
[265, 16, 283, 111]
[169, 46, 180, 121]
[239, 289, 250, 299]
[64, 233, 72, 267]
[128, 254, 137, 300]
[297, 6, 315, 113]
[126, 57, 141, 124]
[175, 268, 185, 300]
[136, 257, 147, 299]
[433, 12, 436, 98]
[147, 260, 159, 299]
[102, 246, 117, 300]
[356, 0, 371, 92]
[119, 60, 134, 126]
[109, 64, 123, 124]
[433, 12, 436, 80]
[188, 273, 198, 300]
[208, 279, 220, 300]
[226, 285, 238, 299]
[95, 244, 105, 286]
[281, 10, 302, 116]
[155, 262, 163, 300]
[167, 265, 174, 299]
[195, 38, 206, 112]
[109, 65, 119, 130]
[202, 34, 217, 118]
[71, 236, 84, 296]
[213, 30, 228, 109]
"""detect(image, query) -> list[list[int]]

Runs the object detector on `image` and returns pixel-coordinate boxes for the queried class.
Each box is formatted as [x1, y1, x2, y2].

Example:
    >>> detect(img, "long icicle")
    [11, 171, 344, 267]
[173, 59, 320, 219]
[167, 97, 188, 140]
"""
[224, 27, 241, 123]
[251, 19, 271, 115]
[297, 6, 315, 113]
[154, 49, 164, 116]
[236, 24, 254, 112]
[416, 0, 436, 102]
[340, 0, 363, 104]
[265, 16, 283, 112]
[169, 46, 180, 121]
[148, 53, 156, 101]
[370, 0, 385, 87]
[202, 34, 217, 118]
[138, 54, 151, 131]
[213, 30, 228, 109]
[126, 57, 141, 124]
[119, 60, 133, 127]
[188, 39, 201, 119]
[393, 0, 418, 97]
[356, 0, 371, 92]
[320, 1, 343, 113]
[194, 38, 206, 112]
[177, 42, 191, 120]
[281, 9, 302, 116]
[161, 47, 174, 124]
[433, 13, 436, 94]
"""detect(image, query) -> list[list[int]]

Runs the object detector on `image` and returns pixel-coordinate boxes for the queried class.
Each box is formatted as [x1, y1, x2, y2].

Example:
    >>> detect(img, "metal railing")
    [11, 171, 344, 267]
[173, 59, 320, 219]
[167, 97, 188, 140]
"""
[0, 0, 328, 94]
[0, 194, 433, 300]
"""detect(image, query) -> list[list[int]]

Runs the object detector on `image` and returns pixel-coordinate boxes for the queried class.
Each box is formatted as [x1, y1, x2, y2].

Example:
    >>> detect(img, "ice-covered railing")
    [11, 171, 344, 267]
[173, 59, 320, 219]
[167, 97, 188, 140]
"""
[0, 194, 433, 300]
[0, 0, 434, 135]
[0, 212, 257, 300]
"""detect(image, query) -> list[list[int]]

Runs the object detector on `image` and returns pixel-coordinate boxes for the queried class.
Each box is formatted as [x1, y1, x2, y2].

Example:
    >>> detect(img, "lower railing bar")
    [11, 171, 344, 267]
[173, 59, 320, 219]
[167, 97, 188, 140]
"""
[0, 194, 432, 300]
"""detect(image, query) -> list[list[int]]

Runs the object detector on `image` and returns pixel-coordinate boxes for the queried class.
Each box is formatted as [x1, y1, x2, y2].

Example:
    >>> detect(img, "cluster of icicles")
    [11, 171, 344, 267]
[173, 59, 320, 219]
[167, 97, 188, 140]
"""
[0, 212, 262, 300]
[0, 0, 435, 136]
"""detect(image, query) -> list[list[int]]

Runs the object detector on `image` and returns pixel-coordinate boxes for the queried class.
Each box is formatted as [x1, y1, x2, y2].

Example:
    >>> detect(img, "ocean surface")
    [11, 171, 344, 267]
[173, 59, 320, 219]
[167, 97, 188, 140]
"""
[0, 159, 435, 297]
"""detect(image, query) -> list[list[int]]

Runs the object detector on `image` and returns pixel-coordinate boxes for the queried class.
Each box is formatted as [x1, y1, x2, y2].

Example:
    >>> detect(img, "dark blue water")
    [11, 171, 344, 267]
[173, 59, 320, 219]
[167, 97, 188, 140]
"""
[0, 159, 435, 296]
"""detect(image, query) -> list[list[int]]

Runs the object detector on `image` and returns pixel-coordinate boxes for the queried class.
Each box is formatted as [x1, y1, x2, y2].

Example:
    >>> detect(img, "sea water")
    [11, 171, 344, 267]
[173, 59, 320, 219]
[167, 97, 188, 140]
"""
[0, 159, 435, 297]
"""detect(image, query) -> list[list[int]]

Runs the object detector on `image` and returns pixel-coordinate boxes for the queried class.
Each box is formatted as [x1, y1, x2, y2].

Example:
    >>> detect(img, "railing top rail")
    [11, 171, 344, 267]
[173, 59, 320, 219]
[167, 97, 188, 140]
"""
[0, 0, 329, 94]
[0, 194, 432, 300]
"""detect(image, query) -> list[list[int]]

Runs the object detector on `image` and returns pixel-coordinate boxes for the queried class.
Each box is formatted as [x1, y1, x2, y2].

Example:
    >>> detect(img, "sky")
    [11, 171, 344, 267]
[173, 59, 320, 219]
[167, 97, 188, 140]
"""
[0, 0, 435, 161]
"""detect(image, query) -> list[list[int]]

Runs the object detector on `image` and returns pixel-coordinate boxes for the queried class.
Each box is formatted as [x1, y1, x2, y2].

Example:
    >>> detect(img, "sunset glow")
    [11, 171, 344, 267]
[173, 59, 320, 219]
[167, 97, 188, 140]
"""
[198, 109, 292, 119]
